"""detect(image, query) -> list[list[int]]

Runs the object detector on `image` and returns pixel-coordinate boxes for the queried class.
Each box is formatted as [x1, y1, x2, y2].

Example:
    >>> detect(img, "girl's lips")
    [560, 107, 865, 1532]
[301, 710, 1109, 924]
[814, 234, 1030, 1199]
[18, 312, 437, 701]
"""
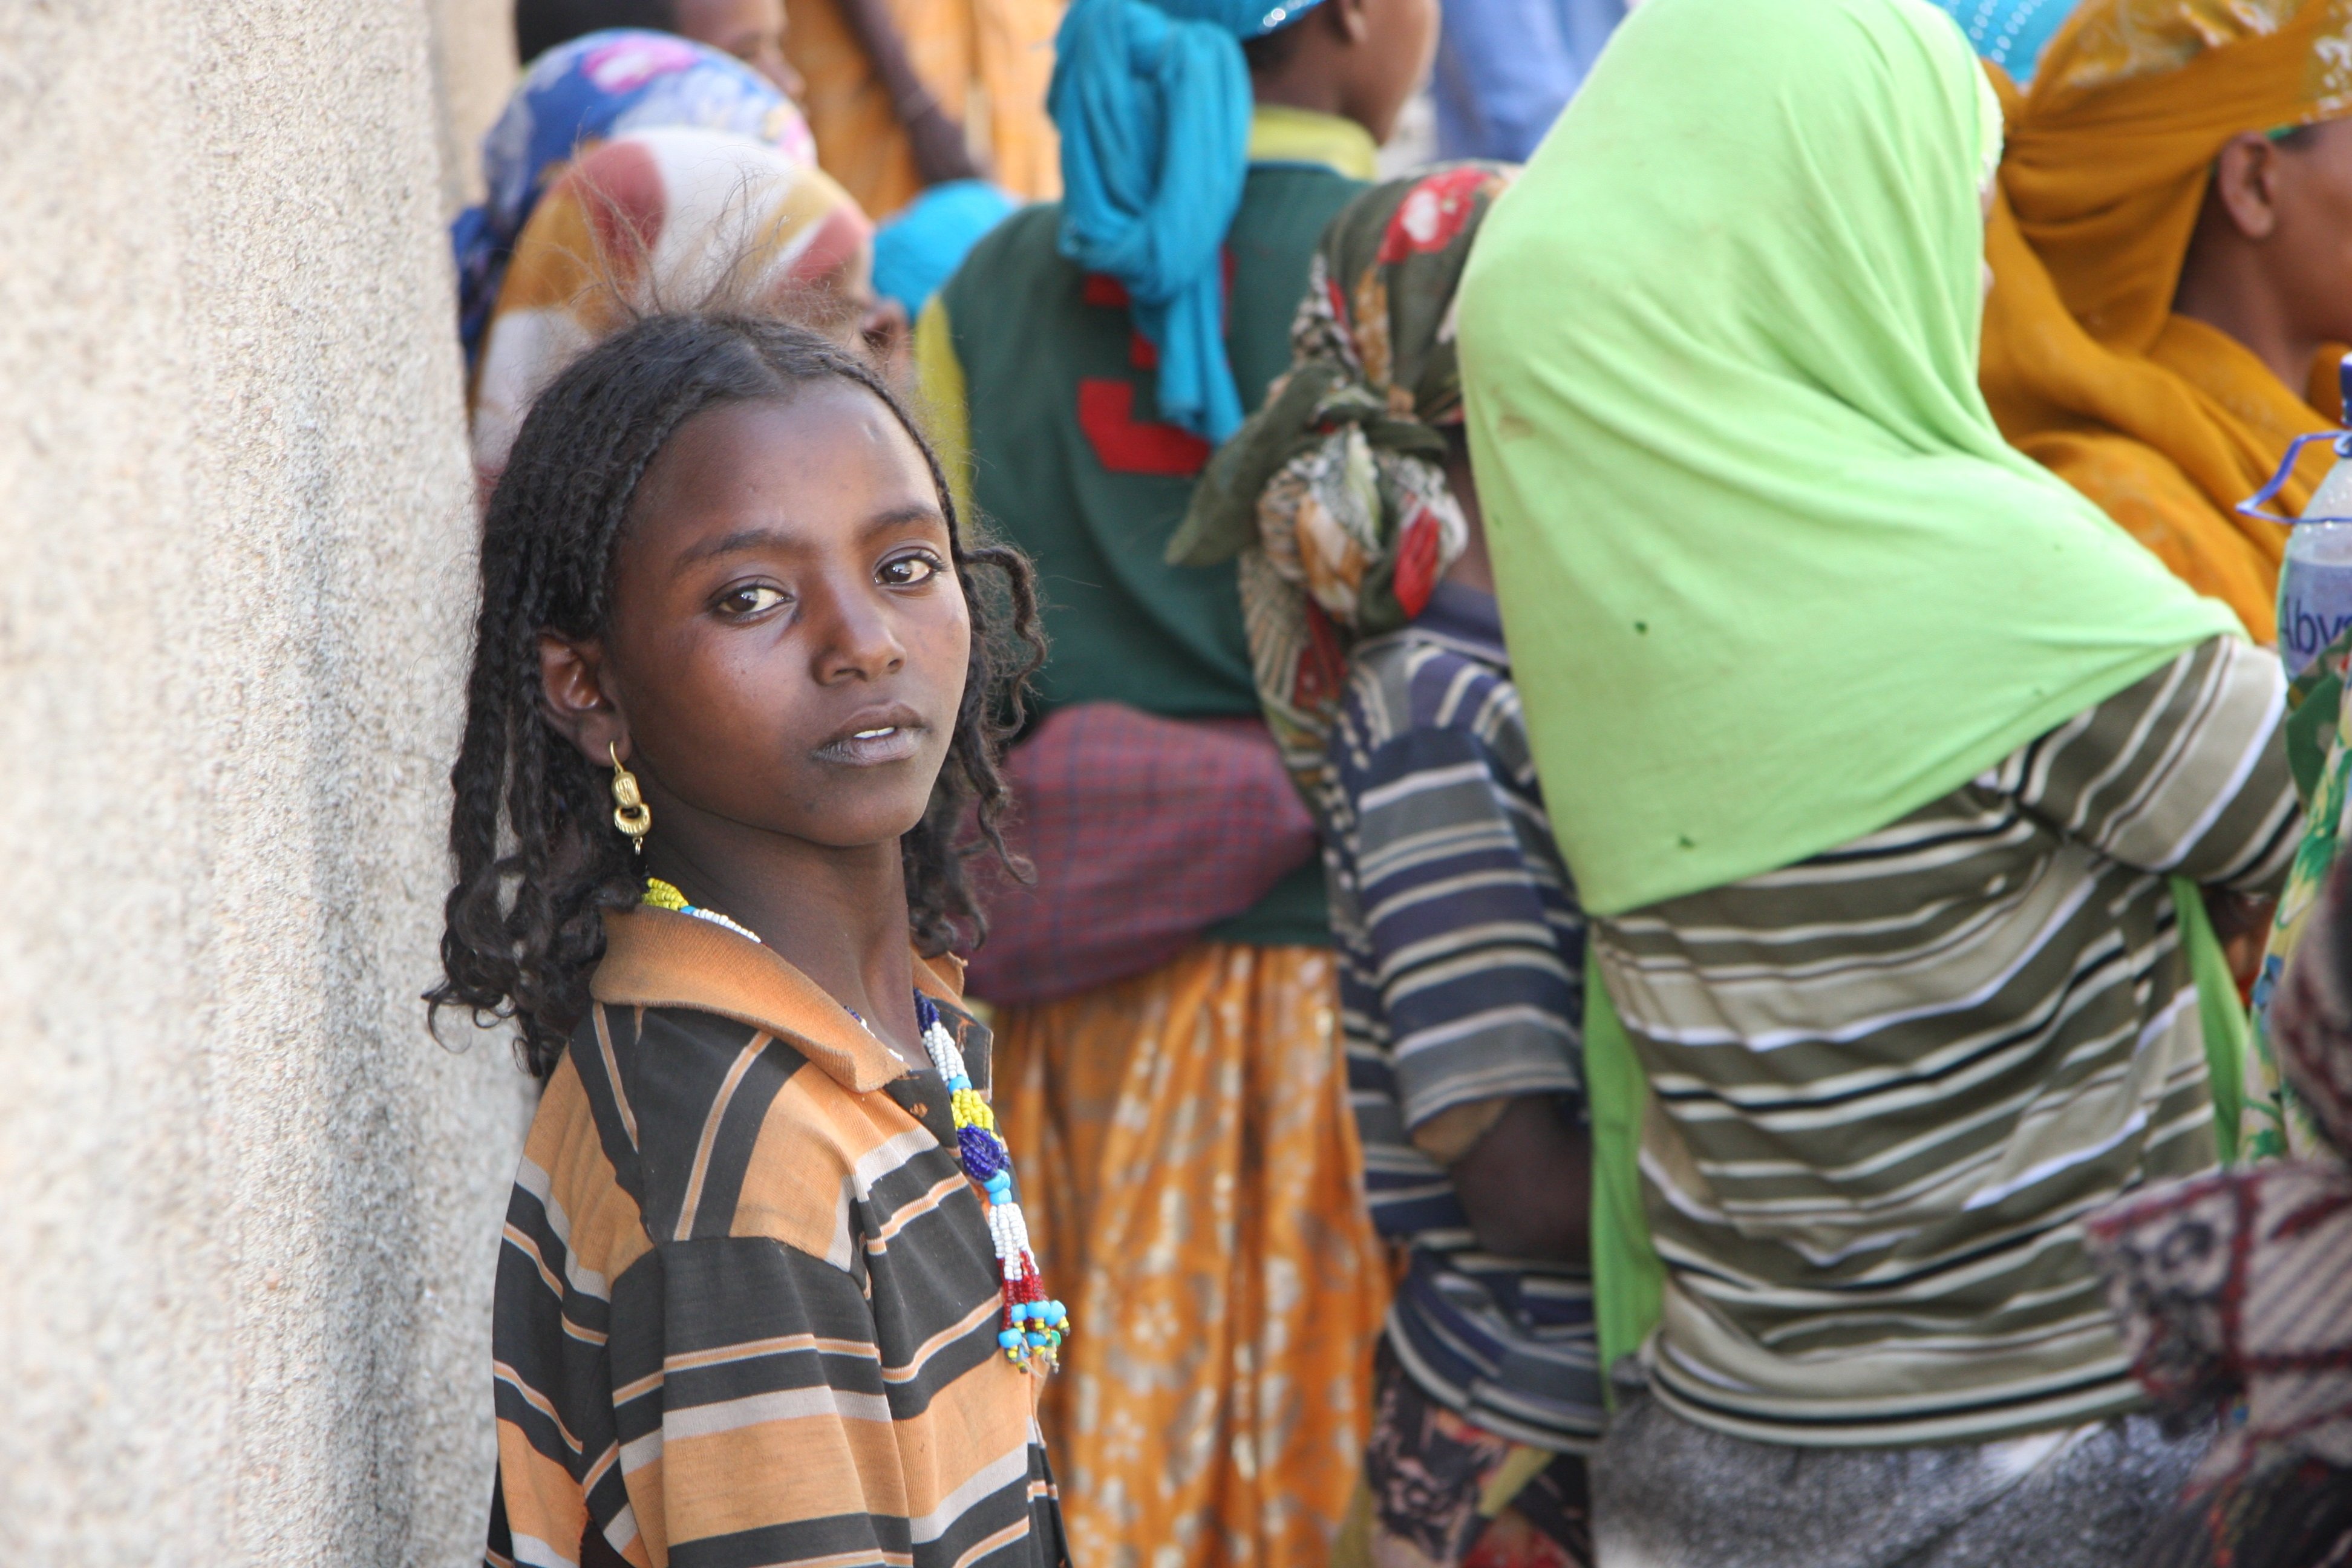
[814, 724, 925, 766]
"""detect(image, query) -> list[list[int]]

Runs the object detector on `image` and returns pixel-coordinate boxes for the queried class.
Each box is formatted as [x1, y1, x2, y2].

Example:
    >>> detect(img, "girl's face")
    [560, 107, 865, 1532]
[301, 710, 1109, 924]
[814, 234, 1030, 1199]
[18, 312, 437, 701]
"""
[554, 385, 970, 854]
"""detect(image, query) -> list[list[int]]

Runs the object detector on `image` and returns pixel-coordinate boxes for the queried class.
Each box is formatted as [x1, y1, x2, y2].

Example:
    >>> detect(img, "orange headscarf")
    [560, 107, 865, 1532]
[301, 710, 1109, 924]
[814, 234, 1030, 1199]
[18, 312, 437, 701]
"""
[1981, 0, 2352, 641]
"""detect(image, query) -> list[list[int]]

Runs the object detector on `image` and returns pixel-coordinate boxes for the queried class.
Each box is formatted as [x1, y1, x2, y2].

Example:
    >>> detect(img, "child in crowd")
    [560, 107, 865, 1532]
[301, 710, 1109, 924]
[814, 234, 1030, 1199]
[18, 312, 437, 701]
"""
[1175, 165, 1601, 1568]
[909, 0, 1437, 1560]
[430, 313, 1063, 1568]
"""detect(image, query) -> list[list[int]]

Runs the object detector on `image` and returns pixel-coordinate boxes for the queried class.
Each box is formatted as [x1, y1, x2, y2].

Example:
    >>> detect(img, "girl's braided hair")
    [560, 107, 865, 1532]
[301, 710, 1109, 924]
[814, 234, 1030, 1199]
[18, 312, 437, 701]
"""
[428, 313, 1041, 1076]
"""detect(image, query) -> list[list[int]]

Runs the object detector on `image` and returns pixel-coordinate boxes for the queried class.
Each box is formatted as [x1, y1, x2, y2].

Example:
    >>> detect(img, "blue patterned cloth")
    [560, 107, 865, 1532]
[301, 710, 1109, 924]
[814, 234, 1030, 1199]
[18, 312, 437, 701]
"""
[1927, 0, 2078, 80]
[449, 29, 815, 364]
[1047, 0, 1327, 442]
[872, 180, 1021, 317]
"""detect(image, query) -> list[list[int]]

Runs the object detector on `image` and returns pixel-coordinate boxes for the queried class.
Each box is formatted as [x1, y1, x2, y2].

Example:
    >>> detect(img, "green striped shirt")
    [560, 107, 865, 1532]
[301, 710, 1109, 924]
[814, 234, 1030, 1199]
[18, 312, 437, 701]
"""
[1601, 637, 2298, 1446]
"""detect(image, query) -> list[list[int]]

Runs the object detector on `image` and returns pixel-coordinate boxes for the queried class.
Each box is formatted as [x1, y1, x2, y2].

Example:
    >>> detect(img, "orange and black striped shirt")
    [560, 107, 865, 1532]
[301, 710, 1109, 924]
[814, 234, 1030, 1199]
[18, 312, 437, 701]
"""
[485, 906, 1067, 1568]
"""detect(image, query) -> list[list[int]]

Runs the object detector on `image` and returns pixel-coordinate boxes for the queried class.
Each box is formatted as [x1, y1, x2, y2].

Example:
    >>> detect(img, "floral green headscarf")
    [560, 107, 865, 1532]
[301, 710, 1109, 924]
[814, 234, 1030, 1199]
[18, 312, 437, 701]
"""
[1170, 163, 1515, 800]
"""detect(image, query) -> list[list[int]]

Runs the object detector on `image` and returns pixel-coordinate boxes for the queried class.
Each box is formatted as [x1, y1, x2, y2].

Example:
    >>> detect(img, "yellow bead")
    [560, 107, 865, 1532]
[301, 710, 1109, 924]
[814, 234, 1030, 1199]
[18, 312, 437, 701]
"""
[950, 1088, 996, 1134]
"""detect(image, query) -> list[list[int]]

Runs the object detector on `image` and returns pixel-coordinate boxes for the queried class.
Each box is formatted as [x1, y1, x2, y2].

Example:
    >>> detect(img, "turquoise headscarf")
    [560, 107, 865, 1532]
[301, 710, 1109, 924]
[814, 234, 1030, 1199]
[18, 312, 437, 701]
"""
[1457, 0, 2239, 920]
[1050, 0, 1327, 441]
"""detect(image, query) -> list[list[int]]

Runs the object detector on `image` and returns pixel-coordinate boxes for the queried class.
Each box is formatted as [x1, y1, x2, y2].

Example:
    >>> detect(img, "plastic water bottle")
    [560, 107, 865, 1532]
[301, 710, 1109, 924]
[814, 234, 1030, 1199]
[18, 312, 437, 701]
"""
[2247, 355, 2352, 680]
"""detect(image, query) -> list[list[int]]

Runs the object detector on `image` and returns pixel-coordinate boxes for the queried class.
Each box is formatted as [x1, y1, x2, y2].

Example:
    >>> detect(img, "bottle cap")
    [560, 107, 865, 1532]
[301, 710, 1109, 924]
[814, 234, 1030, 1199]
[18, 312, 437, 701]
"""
[2336, 352, 2352, 457]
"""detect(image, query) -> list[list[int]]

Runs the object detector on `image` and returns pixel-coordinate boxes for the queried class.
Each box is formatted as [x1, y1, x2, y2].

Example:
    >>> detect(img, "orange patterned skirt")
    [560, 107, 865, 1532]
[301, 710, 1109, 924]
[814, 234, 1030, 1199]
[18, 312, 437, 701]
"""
[995, 941, 1392, 1568]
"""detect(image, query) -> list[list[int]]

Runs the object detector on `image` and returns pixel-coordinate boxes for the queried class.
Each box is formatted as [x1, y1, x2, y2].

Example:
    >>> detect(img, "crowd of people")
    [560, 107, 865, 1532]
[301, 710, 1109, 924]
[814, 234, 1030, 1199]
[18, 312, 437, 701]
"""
[437, 1, 2352, 1566]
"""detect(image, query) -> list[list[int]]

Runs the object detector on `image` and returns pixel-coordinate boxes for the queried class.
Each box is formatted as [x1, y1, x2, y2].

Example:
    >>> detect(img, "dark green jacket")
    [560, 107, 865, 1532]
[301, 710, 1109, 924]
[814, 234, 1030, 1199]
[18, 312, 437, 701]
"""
[924, 111, 1374, 946]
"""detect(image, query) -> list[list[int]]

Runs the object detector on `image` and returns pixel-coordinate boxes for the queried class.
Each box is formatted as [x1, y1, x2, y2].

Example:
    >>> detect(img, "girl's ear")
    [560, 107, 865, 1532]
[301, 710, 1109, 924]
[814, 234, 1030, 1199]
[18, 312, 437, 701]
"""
[537, 631, 633, 765]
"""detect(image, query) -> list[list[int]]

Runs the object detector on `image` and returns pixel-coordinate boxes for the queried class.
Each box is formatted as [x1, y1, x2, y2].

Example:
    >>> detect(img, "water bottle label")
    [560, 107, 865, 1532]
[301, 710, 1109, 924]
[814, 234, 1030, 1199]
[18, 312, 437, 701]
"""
[2278, 556, 2352, 678]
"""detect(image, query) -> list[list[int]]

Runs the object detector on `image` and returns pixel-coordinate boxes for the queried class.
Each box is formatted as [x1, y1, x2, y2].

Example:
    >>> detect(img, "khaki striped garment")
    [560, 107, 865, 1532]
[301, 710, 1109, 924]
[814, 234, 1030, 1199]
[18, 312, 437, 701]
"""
[1599, 637, 2299, 1447]
[485, 907, 1067, 1568]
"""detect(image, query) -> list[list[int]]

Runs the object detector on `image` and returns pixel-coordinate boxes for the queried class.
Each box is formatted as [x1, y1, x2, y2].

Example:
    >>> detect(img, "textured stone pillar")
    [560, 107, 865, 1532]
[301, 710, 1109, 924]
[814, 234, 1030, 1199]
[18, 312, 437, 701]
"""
[0, 2, 525, 1561]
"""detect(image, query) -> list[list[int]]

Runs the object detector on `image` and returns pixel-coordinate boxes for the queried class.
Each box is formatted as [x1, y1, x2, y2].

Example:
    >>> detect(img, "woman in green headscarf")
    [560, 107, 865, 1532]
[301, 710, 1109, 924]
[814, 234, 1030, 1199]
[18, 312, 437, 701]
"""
[1457, 0, 2302, 1561]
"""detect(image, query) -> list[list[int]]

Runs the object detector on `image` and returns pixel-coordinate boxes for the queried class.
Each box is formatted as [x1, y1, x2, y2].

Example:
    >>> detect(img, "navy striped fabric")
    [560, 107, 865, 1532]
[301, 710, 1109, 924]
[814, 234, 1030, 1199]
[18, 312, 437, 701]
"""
[1321, 582, 1605, 1451]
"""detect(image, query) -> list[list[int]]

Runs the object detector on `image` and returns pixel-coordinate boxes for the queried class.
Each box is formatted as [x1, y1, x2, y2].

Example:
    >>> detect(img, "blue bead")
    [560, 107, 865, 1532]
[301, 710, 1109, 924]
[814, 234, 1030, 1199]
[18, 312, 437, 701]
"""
[949, 1075, 971, 1091]
[1027, 1331, 1051, 1348]
[998, 1329, 1023, 1348]
[1043, 1301, 1066, 1325]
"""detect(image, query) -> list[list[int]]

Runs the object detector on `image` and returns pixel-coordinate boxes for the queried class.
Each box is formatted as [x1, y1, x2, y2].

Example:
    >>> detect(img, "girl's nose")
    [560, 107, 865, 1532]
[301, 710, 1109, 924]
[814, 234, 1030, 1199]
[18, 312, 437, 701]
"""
[812, 582, 907, 681]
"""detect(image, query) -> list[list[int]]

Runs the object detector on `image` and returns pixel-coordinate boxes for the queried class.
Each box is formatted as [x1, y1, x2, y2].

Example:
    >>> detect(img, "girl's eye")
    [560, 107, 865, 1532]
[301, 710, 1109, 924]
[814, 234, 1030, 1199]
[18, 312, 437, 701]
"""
[716, 584, 788, 618]
[880, 551, 944, 588]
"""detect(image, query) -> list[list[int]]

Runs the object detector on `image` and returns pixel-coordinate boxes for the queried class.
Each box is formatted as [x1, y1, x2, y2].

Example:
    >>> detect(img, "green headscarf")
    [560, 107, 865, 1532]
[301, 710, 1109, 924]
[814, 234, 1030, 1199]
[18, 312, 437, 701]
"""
[1457, 0, 2242, 920]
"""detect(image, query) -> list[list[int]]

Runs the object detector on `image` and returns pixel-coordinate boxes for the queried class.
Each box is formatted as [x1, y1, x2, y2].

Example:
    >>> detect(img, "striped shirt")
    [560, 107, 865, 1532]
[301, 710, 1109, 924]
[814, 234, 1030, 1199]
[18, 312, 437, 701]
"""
[1601, 636, 2299, 1448]
[1324, 582, 1605, 1451]
[485, 907, 1067, 1568]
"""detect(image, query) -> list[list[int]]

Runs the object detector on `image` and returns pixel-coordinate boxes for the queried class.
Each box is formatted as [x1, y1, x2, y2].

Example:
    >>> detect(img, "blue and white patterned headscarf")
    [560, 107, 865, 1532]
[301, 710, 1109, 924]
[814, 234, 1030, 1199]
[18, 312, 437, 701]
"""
[1927, 0, 2078, 80]
[1048, 0, 1327, 442]
[450, 30, 816, 364]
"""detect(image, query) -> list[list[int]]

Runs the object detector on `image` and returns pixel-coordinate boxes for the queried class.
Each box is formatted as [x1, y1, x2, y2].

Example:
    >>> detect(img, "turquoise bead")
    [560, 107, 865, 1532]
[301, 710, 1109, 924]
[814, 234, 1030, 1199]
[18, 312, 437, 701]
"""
[998, 1329, 1023, 1349]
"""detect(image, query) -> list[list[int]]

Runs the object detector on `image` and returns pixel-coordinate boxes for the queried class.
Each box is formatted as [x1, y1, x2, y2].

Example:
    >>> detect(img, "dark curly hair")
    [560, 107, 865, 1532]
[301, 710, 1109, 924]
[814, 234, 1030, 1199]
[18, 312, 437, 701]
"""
[428, 313, 1042, 1076]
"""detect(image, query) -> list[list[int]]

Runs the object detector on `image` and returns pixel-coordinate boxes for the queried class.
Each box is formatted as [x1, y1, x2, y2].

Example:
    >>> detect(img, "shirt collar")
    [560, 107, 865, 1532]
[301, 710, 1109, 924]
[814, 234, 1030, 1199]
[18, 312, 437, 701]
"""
[1414, 580, 1509, 668]
[1247, 106, 1380, 179]
[590, 906, 970, 1094]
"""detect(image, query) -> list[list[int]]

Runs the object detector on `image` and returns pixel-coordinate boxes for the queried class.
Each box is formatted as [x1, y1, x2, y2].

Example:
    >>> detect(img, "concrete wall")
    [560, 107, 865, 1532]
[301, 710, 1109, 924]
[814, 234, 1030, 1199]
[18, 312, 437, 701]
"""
[0, 2, 526, 1562]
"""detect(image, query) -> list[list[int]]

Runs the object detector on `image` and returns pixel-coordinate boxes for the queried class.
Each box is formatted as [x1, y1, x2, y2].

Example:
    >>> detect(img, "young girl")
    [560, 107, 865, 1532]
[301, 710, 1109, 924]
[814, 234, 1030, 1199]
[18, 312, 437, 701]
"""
[430, 313, 1065, 1568]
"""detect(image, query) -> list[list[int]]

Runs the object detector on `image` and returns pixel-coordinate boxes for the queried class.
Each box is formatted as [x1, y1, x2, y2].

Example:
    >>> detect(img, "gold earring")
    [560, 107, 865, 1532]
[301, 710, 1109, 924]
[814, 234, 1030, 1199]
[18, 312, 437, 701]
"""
[609, 742, 650, 854]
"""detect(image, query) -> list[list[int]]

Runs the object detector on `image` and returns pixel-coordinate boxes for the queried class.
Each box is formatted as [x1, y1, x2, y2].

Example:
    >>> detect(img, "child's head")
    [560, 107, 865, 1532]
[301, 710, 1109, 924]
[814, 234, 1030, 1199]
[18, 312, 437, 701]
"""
[433, 313, 1039, 1073]
[1242, 0, 1439, 147]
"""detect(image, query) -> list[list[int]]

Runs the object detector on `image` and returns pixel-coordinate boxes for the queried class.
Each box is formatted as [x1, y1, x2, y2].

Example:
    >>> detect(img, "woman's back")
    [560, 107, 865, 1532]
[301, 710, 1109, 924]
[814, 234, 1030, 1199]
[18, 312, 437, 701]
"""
[1456, 0, 2299, 1558]
[1604, 638, 2293, 1445]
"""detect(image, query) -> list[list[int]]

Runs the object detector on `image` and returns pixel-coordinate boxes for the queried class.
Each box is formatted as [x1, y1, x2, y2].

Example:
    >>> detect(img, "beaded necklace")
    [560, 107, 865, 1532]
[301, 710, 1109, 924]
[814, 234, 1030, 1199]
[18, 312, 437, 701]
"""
[914, 991, 1067, 1370]
[640, 877, 1067, 1371]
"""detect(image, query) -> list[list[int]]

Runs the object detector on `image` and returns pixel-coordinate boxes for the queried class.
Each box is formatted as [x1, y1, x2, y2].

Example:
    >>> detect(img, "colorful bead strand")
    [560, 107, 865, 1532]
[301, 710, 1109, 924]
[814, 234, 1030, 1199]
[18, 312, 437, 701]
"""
[642, 877, 760, 943]
[916, 993, 1067, 1371]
